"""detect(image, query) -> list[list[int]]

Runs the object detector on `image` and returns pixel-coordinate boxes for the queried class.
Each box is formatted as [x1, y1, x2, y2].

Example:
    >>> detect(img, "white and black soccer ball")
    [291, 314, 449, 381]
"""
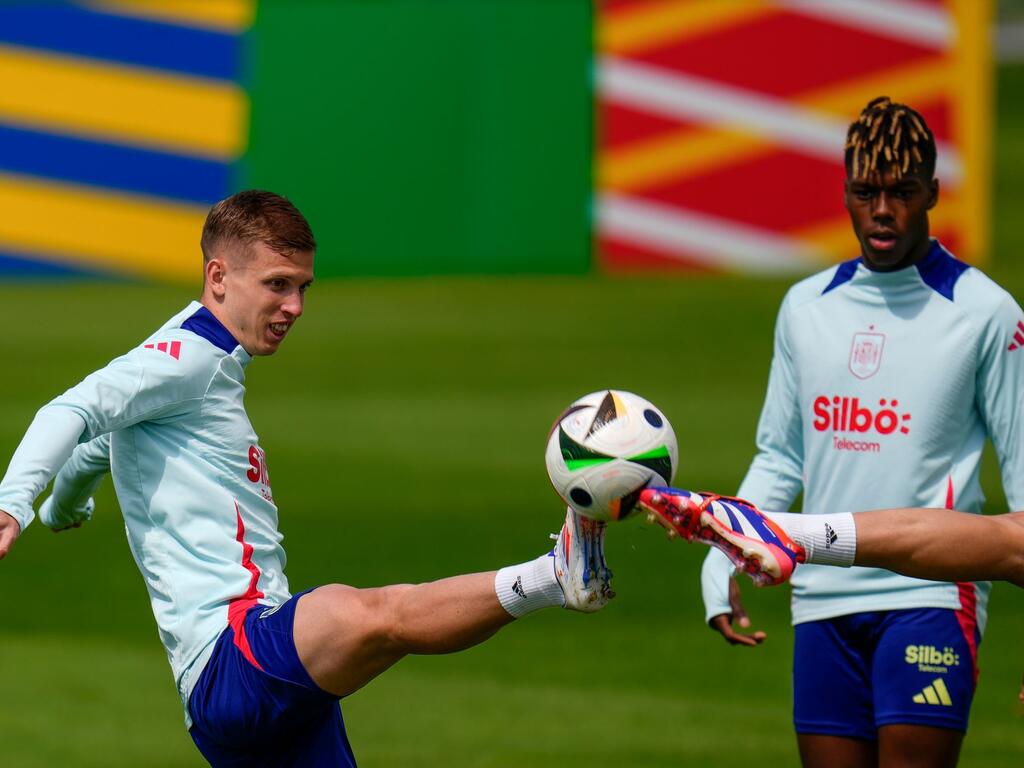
[545, 390, 678, 522]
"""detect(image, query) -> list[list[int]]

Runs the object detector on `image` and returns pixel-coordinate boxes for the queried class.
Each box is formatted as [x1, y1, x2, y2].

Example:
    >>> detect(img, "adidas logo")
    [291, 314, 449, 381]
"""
[912, 677, 953, 707]
[1008, 320, 1024, 351]
[512, 576, 527, 600]
[824, 523, 838, 549]
[143, 340, 182, 360]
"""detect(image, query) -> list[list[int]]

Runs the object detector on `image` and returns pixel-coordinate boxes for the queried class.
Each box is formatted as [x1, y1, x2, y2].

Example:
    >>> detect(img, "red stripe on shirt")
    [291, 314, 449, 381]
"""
[945, 478, 979, 684]
[955, 581, 980, 687]
[228, 503, 265, 670]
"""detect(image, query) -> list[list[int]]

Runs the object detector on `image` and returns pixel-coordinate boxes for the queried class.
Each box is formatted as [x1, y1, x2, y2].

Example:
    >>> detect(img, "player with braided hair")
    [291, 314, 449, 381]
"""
[695, 97, 1024, 767]
[845, 96, 936, 182]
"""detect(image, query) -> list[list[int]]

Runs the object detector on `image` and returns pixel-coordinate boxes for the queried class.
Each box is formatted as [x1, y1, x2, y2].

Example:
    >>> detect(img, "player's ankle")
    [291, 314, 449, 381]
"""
[494, 553, 564, 618]
[764, 511, 857, 566]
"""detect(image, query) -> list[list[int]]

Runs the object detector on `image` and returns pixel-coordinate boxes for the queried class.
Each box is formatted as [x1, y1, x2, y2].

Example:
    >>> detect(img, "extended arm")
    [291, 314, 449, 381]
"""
[851, 508, 1024, 586]
[0, 343, 208, 556]
[0, 407, 89, 555]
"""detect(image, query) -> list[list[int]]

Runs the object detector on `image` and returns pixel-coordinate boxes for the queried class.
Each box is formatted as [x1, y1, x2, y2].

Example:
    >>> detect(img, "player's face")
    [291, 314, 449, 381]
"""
[844, 169, 938, 272]
[220, 241, 314, 356]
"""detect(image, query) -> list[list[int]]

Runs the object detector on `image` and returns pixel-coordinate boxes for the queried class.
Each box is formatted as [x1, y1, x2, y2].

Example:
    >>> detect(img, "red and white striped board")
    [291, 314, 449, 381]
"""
[596, 0, 993, 273]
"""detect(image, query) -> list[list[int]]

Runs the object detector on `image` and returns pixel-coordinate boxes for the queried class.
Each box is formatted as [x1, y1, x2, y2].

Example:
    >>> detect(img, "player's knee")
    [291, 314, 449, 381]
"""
[312, 583, 413, 654]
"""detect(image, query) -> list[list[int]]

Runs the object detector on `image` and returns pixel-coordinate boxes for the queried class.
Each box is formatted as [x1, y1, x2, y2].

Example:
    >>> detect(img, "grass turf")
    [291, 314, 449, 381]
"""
[3, 64, 1024, 768]
[4, 274, 1024, 767]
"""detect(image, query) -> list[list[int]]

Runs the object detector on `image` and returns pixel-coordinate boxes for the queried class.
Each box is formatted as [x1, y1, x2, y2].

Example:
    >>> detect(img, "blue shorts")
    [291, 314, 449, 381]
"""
[793, 603, 981, 740]
[188, 589, 357, 767]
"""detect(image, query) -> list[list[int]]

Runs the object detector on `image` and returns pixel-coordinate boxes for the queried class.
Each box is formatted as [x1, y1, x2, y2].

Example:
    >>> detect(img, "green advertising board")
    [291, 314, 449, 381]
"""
[245, 0, 593, 276]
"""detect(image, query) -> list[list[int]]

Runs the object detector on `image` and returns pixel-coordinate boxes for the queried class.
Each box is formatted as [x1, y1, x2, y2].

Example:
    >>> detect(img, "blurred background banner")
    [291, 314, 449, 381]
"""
[0, 0, 591, 280]
[246, 0, 591, 277]
[0, 0, 994, 279]
[0, 1, 252, 280]
[597, 0, 993, 273]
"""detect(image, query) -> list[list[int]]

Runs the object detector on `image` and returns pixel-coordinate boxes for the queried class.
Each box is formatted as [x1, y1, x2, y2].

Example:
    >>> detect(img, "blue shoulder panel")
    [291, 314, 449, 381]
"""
[181, 306, 239, 355]
[822, 258, 860, 295]
[916, 240, 970, 302]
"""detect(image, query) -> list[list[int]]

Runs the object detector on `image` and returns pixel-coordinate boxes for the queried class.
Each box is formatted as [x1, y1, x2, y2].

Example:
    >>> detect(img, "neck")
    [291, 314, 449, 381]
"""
[198, 294, 245, 349]
[200, 293, 227, 326]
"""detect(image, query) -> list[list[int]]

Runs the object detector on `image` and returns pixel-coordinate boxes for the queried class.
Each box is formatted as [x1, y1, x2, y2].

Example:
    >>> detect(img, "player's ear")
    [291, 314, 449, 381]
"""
[927, 178, 939, 210]
[205, 256, 228, 299]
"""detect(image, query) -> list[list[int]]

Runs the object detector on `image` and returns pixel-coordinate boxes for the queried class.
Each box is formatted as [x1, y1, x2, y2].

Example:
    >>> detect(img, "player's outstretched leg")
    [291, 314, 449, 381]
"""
[637, 487, 803, 586]
[293, 508, 613, 698]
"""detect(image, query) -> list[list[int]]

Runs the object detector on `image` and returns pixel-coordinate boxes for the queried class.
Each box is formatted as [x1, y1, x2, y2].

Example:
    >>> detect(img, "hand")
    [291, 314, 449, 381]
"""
[0, 509, 21, 560]
[709, 577, 767, 647]
[39, 495, 93, 532]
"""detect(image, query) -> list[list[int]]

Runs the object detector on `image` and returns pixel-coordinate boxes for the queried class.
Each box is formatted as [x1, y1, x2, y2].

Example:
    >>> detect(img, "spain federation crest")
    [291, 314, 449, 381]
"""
[849, 331, 885, 379]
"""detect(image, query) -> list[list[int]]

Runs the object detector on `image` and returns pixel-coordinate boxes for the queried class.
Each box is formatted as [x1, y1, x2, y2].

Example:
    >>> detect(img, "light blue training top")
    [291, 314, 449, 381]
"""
[0, 302, 290, 725]
[702, 241, 1024, 629]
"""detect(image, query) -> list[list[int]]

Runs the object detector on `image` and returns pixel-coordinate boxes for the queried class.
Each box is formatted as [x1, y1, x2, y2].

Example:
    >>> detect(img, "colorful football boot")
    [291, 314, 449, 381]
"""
[637, 487, 804, 586]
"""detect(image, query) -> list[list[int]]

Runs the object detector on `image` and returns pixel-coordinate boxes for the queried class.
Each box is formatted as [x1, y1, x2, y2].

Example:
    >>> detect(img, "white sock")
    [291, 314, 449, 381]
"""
[495, 553, 565, 618]
[763, 512, 857, 567]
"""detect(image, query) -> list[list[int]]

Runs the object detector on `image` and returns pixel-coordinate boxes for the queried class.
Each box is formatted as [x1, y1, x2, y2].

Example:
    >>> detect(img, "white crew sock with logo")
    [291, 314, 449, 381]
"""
[763, 512, 857, 567]
[494, 553, 565, 618]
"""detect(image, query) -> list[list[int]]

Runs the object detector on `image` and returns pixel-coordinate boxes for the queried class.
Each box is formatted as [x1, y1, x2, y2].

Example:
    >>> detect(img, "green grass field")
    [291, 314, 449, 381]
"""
[3, 66, 1024, 768]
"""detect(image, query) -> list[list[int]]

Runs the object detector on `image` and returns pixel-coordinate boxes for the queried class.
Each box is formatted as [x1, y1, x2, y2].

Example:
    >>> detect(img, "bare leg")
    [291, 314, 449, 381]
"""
[293, 572, 514, 697]
[878, 724, 963, 768]
[798, 734, 876, 768]
[853, 509, 1024, 585]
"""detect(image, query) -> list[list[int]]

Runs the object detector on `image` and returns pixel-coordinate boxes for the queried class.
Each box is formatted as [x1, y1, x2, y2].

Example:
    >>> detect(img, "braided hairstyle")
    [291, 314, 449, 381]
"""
[844, 96, 936, 181]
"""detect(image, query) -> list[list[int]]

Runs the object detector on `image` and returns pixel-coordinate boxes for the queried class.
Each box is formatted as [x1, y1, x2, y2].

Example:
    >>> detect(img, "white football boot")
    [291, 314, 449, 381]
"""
[551, 507, 614, 612]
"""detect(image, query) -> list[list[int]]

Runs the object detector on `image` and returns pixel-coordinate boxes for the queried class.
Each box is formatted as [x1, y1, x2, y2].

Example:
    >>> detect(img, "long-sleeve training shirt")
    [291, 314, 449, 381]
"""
[0, 302, 290, 725]
[702, 240, 1024, 629]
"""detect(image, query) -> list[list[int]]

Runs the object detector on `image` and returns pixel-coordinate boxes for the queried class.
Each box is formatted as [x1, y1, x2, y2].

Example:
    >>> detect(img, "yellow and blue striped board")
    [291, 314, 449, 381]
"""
[0, 1, 252, 280]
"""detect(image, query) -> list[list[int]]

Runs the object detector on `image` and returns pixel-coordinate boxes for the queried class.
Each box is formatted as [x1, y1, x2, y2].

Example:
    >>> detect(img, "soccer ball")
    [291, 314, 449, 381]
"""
[545, 390, 678, 522]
